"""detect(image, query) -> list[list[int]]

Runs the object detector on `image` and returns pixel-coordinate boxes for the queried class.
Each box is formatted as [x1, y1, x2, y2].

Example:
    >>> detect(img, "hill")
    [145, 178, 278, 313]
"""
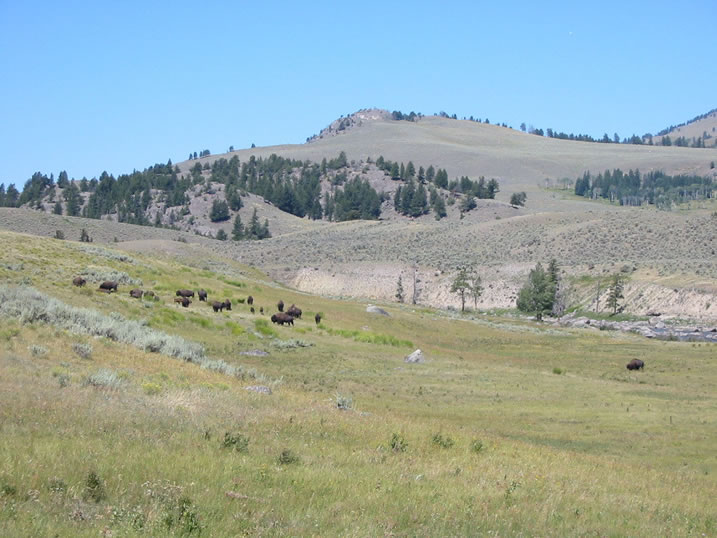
[1, 108, 717, 320]
[653, 108, 717, 147]
[1, 230, 716, 535]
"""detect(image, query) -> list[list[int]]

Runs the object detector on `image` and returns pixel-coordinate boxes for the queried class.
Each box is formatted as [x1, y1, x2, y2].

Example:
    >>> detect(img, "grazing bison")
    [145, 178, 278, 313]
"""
[211, 299, 232, 312]
[250, 306, 255, 314]
[626, 359, 645, 371]
[315, 313, 322, 325]
[271, 312, 294, 326]
[247, 295, 254, 305]
[198, 289, 207, 302]
[287, 304, 302, 319]
[176, 289, 195, 298]
[99, 281, 118, 293]
[129, 288, 143, 299]
[277, 300, 284, 312]
[72, 276, 86, 287]
[175, 297, 191, 308]
[259, 306, 264, 315]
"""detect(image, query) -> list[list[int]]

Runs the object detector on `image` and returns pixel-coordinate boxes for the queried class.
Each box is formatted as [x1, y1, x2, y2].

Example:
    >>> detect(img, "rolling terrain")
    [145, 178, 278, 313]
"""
[0, 230, 715, 536]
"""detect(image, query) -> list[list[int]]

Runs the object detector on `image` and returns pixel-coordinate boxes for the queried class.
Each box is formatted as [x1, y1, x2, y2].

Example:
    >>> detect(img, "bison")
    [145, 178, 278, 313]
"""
[198, 289, 207, 302]
[250, 306, 255, 314]
[72, 276, 86, 287]
[99, 281, 118, 293]
[271, 312, 294, 326]
[626, 359, 645, 371]
[129, 288, 143, 299]
[143, 290, 155, 298]
[315, 313, 322, 325]
[277, 300, 284, 312]
[287, 304, 302, 319]
[247, 295, 254, 305]
[175, 296, 191, 308]
[211, 299, 232, 312]
[176, 289, 195, 298]
[259, 306, 264, 315]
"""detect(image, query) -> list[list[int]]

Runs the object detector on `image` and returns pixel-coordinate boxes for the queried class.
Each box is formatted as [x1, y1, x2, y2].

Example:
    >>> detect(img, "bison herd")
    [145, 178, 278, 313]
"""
[71, 276, 320, 328]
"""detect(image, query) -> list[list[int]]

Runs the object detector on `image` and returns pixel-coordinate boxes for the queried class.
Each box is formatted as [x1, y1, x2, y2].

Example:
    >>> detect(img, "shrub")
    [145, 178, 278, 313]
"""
[79, 267, 142, 286]
[254, 319, 278, 337]
[72, 342, 93, 359]
[390, 433, 408, 453]
[47, 477, 67, 493]
[271, 338, 313, 350]
[83, 471, 106, 502]
[431, 433, 455, 449]
[470, 440, 484, 453]
[278, 449, 299, 465]
[84, 369, 122, 389]
[222, 432, 249, 452]
[552, 367, 564, 375]
[29, 344, 48, 357]
[335, 393, 353, 410]
[142, 382, 162, 395]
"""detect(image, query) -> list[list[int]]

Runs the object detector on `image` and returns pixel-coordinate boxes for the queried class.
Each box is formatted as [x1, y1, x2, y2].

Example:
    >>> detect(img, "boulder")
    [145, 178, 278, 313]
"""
[404, 349, 425, 363]
[366, 305, 390, 316]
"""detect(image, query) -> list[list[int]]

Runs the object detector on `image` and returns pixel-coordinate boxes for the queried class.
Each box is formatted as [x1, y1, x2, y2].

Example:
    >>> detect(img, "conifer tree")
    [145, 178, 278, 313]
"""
[232, 214, 244, 240]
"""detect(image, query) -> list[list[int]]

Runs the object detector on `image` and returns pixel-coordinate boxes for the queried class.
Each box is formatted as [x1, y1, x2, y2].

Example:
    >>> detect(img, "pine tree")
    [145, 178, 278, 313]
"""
[64, 182, 81, 216]
[216, 229, 228, 241]
[606, 274, 625, 315]
[209, 199, 230, 222]
[53, 201, 63, 215]
[516, 263, 555, 321]
[395, 275, 404, 303]
[432, 195, 446, 220]
[232, 214, 244, 240]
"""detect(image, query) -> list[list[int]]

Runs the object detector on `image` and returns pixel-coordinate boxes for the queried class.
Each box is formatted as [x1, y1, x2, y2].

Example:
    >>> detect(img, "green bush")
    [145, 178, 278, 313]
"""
[390, 433, 408, 453]
[278, 449, 299, 465]
[431, 433, 455, 449]
[83, 471, 106, 503]
[222, 432, 249, 452]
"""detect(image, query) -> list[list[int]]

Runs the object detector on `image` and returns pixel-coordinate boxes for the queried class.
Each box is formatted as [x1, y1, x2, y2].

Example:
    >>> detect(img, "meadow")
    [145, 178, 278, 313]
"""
[0, 230, 715, 536]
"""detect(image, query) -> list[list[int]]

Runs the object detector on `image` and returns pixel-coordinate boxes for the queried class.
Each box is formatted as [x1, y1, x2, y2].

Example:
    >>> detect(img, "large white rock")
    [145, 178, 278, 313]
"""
[405, 349, 425, 363]
[366, 304, 390, 316]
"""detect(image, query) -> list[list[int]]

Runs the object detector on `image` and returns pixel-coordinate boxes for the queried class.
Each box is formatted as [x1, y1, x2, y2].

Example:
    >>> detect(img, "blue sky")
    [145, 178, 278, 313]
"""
[1, 0, 715, 184]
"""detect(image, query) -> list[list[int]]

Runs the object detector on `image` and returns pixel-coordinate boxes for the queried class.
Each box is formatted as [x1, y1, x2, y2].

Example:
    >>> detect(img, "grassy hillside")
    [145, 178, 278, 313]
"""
[183, 113, 717, 202]
[1, 231, 716, 536]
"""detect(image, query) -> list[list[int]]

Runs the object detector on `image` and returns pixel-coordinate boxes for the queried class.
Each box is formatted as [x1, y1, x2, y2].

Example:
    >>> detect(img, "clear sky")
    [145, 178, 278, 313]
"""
[1, 0, 715, 185]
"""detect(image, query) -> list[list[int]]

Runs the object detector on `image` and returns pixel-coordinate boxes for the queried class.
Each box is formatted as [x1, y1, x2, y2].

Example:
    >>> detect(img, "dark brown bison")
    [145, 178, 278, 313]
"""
[315, 313, 322, 325]
[99, 281, 118, 293]
[176, 289, 195, 298]
[144, 290, 155, 298]
[277, 300, 284, 312]
[259, 306, 264, 315]
[626, 359, 645, 371]
[198, 289, 207, 302]
[175, 296, 191, 308]
[250, 306, 255, 314]
[247, 295, 254, 305]
[72, 276, 86, 287]
[271, 313, 294, 326]
[129, 288, 143, 299]
[211, 299, 232, 312]
[287, 304, 302, 319]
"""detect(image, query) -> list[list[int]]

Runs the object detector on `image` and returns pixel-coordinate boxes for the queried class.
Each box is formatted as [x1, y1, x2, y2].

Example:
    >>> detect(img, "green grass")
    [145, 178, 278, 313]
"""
[0, 230, 716, 536]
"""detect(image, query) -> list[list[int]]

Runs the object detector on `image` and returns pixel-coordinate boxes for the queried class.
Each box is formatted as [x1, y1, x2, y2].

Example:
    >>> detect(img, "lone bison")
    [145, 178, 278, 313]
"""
[315, 313, 322, 325]
[129, 288, 143, 299]
[72, 276, 86, 287]
[198, 289, 207, 302]
[277, 300, 284, 312]
[287, 304, 302, 319]
[247, 295, 254, 305]
[250, 306, 255, 314]
[271, 312, 294, 326]
[174, 296, 191, 308]
[211, 299, 232, 312]
[176, 289, 195, 298]
[99, 281, 118, 293]
[626, 359, 645, 371]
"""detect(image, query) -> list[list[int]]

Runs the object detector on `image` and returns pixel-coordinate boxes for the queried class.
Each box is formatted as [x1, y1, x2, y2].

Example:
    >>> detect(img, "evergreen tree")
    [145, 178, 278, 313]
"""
[216, 229, 228, 240]
[260, 218, 271, 239]
[209, 199, 230, 222]
[510, 192, 527, 206]
[231, 214, 244, 240]
[57, 171, 69, 188]
[406, 161, 416, 179]
[64, 182, 81, 216]
[606, 274, 625, 315]
[395, 275, 404, 303]
[53, 201, 63, 215]
[432, 195, 446, 220]
[460, 194, 476, 213]
[426, 166, 435, 183]
[248, 208, 261, 239]
[516, 262, 555, 321]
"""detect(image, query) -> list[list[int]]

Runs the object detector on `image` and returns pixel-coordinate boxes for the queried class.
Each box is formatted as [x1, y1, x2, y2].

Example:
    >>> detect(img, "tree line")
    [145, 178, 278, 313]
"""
[574, 168, 714, 208]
